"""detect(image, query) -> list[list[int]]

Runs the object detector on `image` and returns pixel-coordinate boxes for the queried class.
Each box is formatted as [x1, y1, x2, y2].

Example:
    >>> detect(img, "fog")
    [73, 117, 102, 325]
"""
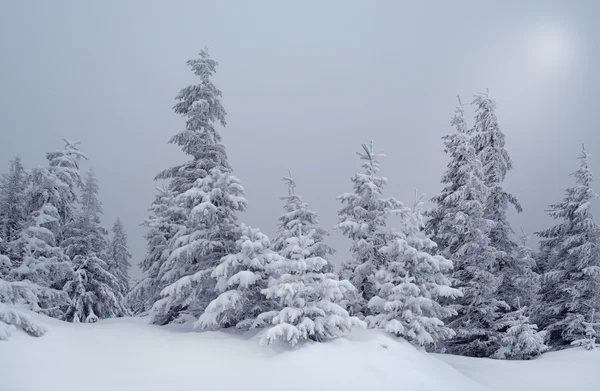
[1, 0, 598, 277]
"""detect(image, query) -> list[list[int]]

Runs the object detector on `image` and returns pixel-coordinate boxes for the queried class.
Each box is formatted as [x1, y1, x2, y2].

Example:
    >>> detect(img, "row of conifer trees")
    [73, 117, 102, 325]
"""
[0, 143, 131, 339]
[125, 50, 599, 358]
[2, 49, 598, 359]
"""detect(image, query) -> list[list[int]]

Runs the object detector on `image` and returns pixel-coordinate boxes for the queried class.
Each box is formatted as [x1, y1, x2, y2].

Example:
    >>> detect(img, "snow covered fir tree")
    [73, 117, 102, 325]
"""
[196, 224, 281, 331]
[366, 193, 462, 348]
[256, 223, 363, 346]
[272, 171, 335, 265]
[126, 186, 180, 314]
[146, 49, 249, 326]
[335, 142, 403, 317]
[534, 145, 600, 347]
[426, 100, 507, 357]
[62, 169, 129, 322]
[0, 139, 133, 334]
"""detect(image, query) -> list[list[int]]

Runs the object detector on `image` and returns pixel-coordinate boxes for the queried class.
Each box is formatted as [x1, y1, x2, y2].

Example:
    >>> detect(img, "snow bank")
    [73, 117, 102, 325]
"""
[440, 347, 600, 391]
[0, 309, 482, 391]
[1, 309, 599, 391]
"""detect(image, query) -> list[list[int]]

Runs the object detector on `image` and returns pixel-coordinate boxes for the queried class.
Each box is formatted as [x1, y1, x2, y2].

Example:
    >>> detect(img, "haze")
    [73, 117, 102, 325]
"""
[1, 0, 598, 277]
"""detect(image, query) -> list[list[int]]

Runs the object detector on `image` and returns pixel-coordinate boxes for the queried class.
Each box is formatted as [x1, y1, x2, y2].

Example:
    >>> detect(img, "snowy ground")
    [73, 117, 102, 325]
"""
[1, 309, 599, 391]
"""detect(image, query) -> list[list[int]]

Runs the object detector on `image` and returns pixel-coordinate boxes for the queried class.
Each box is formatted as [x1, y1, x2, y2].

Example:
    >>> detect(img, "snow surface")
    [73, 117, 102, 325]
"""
[1, 308, 599, 391]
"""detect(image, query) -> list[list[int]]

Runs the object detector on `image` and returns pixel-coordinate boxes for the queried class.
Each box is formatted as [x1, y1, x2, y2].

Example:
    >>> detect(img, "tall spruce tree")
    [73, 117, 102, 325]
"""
[109, 217, 131, 297]
[471, 92, 527, 311]
[367, 194, 462, 348]
[335, 142, 402, 317]
[150, 49, 248, 325]
[9, 140, 86, 318]
[534, 145, 600, 347]
[62, 169, 128, 322]
[0, 157, 27, 262]
[427, 101, 507, 357]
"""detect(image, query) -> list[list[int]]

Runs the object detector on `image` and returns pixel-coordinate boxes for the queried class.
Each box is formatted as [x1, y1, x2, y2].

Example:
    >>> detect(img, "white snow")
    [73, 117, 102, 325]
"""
[1, 308, 599, 391]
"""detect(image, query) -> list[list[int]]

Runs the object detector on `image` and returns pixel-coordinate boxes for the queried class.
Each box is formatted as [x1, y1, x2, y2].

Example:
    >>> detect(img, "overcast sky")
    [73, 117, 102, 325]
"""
[1, 1, 598, 277]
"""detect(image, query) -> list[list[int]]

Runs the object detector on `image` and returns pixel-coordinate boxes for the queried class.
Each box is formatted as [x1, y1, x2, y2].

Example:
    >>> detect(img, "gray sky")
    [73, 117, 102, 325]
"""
[1, 1, 598, 277]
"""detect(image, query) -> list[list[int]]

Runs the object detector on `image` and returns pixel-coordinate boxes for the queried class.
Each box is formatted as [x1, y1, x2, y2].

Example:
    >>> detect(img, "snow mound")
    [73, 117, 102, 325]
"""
[1, 309, 599, 391]
[0, 309, 483, 391]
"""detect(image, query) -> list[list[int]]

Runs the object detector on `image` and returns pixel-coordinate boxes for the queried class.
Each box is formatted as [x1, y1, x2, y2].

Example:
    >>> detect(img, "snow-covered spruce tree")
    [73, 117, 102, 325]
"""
[109, 217, 131, 297]
[273, 171, 334, 272]
[471, 92, 527, 311]
[150, 49, 248, 325]
[335, 142, 402, 317]
[427, 101, 507, 357]
[534, 145, 600, 347]
[493, 306, 548, 360]
[501, 230, 539, 310]
[62, 169, 128, 323]
[0, 156, 28, 262]
[9, 165, 75, 318]
[196, 224, 281, 330]
[367, 194, 462, 348]
[256, 225, 363, 346]
[127, 187, 182, 314]
[45, 139, 87, 241]
[571, 310, 599, 350]
[0, 251, 48, 340]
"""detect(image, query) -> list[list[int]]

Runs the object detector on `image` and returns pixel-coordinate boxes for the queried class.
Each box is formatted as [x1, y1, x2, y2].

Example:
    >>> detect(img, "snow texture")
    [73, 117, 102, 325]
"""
[2, 310, 599, 391]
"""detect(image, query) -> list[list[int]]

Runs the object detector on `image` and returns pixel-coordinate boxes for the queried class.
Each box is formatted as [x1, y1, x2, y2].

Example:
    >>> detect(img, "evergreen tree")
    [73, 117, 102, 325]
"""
[0, 247, 48, 340]
[367, 194, 462, 347]
[62, 169, 128, 322]
[196, 224, 280, 330]
[534, 145, 600, 347]
[10, 165, 74, 318]
[502, 230, 539, 309]
[45, 139, 87, 240]
[273, 171, 334, 262]
[335, 142, 402, 317]
[110, 217, 131, 296]
[0, 156, 28, 261]
[493, 306, 548, 360]
[127, 187, 182, 314]
[471, 92, 525, 312]
[571, 310, 599, 350]
[150, 50, 248, 325]
[427, 101, 507, 357]
[256, 225, 363, 346]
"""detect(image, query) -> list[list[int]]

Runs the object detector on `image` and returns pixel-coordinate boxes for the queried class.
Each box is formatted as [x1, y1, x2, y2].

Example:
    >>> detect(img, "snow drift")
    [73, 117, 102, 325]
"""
[1, 309, 599, 391]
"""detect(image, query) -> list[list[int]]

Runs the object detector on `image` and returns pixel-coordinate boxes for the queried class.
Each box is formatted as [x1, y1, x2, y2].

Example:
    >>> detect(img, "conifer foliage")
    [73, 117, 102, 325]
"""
[197, 224, 280, 331]
[534, 145, 600, 347]
[257, 224, 362, 346]
[273, 171, 334, 261]
[367, 194, 462, 347]
[150, 50, 248, 325]
[427, 101, 507, 357]
[110, 217, 132, 297]
[62, 170, 128, 323]
[0, 157, 27, 260]
[127, 187, 181, 314]
[9, 140, 87, 318]
[335, 142, 402, 316]
[493, 307, 548, 360]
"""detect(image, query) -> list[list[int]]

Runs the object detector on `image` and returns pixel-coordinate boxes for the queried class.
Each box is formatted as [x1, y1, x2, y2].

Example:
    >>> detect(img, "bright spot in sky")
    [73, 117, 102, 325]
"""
[526, 21, 575, 75]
